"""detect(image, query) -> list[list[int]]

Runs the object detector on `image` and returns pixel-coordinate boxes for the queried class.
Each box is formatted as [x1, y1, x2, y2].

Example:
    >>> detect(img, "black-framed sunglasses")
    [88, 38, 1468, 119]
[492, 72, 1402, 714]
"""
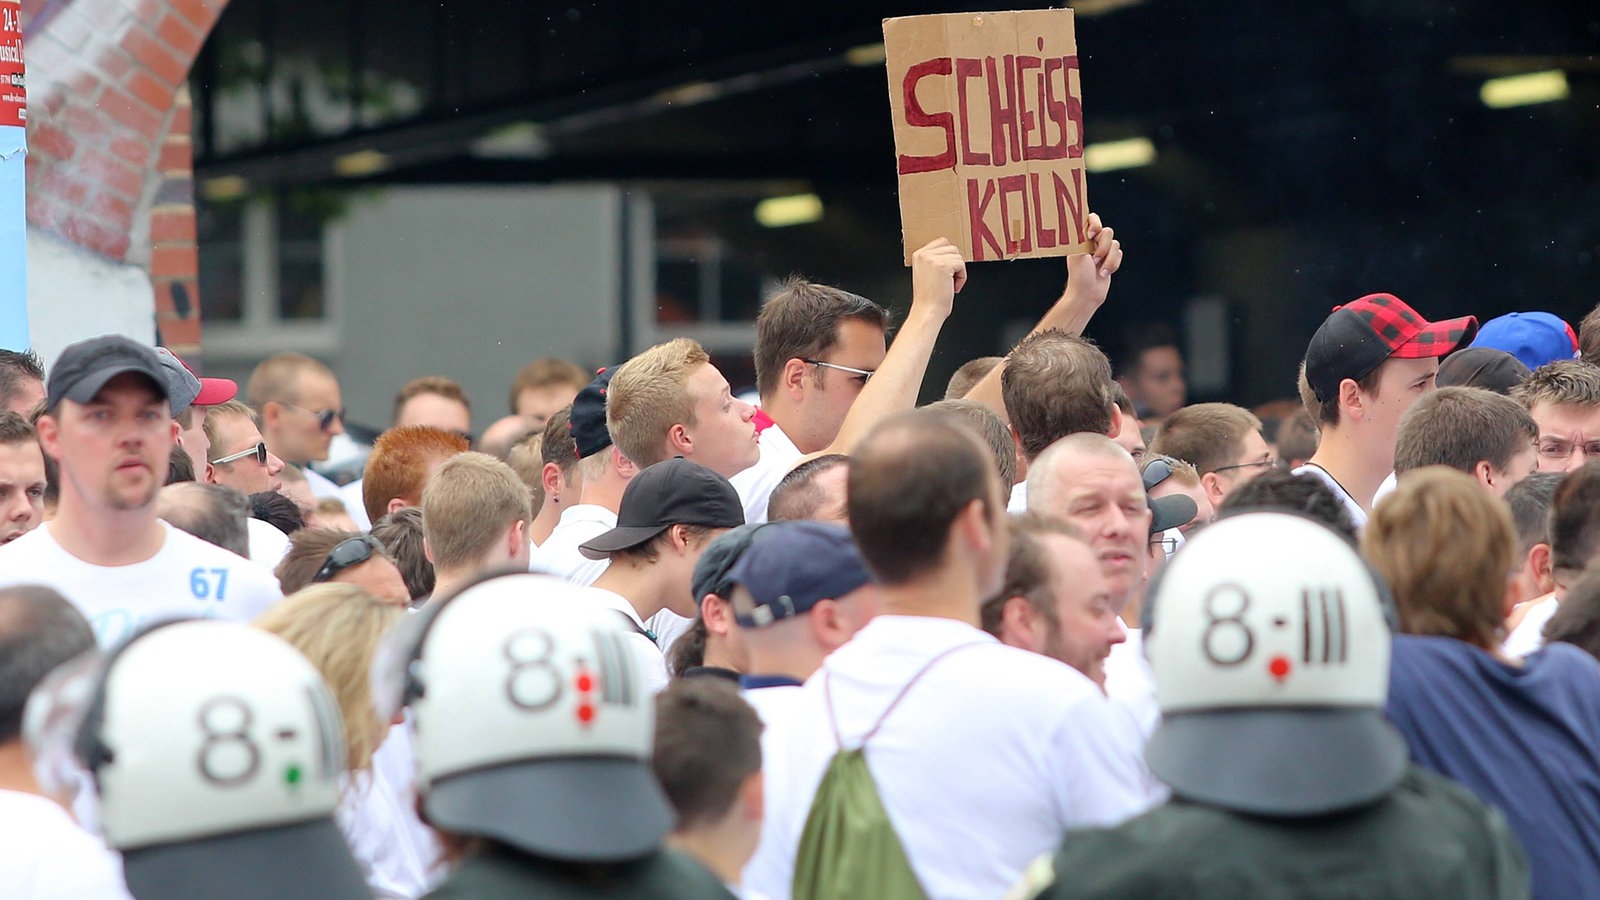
[1214, 457, 1279, 475]
[210, 441, 268, 466]
[803, 359, 875, 385]
[285, 403, 345, 432]
[311, 536, 383, 584]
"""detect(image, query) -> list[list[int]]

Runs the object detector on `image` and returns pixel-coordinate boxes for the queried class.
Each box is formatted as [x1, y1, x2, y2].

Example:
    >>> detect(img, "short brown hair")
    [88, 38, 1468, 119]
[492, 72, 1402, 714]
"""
[540, 406, 580, 474]
[607, 338, 709, 469]
[753, 278, 890, 400]
[849, 411, 1000, 585]
[1150, 403, 1262, 474]
[1001, 329, 1114, 460]
[421, 452, 532, 571]
[1393, 387, 1537, 476]
[392, 376, 471, 426]
[370, 507, 433, 601]
[945, 356, 1003, 401]
[275, 528, 396, 595]
[1300, 359, 1383, 428]
[246, 352, 334, 406]
[1510, 359, 1600, 411]
[922, 399, 1017, 487]
[1544, 561, 1600, 664]
[0, 410, 36, 447]
[361, 426, 470, 524]
[768, 454, 849, 522]
[981, 514, 1083, 637]
[508, 358, 590, 415]
[1550, 462, 1600, 576]
[1362, 467, 1514, 648]
[652, 678, 762, 830]
[1580, 304, 1600, 368]
[1275, 410, 1320, 467]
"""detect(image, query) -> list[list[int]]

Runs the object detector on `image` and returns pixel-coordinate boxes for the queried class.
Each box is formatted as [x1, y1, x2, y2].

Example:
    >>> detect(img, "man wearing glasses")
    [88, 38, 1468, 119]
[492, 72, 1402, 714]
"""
[246, 352, 347, 499]
[1510, 359, 1600, 475]
[203, 399, 291, 562]
[1149, 402, 1277, 511]
[0, 336, 282, 646]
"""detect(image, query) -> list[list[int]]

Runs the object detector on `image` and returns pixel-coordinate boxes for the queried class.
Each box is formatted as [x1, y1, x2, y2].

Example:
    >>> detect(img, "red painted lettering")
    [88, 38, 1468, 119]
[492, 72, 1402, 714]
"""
[998, 174, 1030, 255]
[1029, 172, 1057, 248]
[897, 58, 957, 175]
[966, 178, 1004, 260]
[1035, 57, 1069, 160]
[1053, 168, 1088, 245]
[985, 55, 1022, 166]
[955, 57, 989, 166]
[1017, 55, 1043, 160]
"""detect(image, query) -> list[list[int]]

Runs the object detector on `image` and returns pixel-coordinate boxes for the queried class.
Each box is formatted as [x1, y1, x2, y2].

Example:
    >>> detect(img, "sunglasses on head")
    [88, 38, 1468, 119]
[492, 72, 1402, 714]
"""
[311, 535, 383, 584]
[210, 441, 268, 466]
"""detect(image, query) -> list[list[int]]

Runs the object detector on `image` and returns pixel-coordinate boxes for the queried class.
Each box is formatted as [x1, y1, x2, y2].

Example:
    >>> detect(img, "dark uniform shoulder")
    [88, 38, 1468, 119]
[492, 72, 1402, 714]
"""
[427, 845, 737, 900]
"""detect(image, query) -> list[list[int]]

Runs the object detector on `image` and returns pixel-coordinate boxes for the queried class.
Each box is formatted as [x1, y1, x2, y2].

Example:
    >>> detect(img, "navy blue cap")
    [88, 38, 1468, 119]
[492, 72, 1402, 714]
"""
[727, 522, 874, 627]
[568, 367, 616, 459]
[691, 523, 767, 605]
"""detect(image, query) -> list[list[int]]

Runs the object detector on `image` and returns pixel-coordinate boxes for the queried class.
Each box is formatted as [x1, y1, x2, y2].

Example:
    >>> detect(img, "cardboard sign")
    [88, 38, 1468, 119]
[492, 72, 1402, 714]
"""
[884, 9, 1088, 264]
[0, 0, 23, 128]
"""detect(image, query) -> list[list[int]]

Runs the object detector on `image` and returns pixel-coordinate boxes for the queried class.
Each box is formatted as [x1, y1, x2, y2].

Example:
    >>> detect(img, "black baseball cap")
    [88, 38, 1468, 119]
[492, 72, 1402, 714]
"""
[579, 458, 745, 559]
[1149, 494, 1198, 535]
[569, 367, 617, 459]
[691, 523, 768, 604]
[46, 335, 169, 410]
[1435, 347, 1531, 395]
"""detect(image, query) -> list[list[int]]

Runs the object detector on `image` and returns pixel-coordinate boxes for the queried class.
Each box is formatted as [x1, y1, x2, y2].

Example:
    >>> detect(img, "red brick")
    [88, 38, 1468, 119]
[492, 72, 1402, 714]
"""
[28, 124, 77, 161]
[58, 101, 106, 138]
[167, 98, 191, 134]
[109, 132, 155, 167]
[149, 208, 196, 243]
[99, 85, 166, 140]
[125, 68, 176, 112]
[151, 243, 199, 278]
[63, 213, 132, 261]
[79, 148, 147, 200]
[25, 192, 74, 231]
[42, 170, 94, 207]
[99, 46, 135, 82]
[154, 13, 204, 59]
[121, 27, 188, 86]
[160, 313, 201, 347]
[117, 0, 164, 27]
[87, 191, 137, 229]
[157, 137, 189, 172]
[168, 0, 224, 31]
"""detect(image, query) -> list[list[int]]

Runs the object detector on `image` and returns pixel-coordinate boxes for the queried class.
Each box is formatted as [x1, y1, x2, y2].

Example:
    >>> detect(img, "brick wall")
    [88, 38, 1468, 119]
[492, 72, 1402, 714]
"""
[20, 0, 226, 357]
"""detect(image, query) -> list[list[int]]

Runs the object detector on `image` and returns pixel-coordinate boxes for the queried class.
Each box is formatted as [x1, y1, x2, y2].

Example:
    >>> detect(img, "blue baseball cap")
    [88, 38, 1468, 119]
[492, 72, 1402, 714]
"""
[727, 522, 874, 627]
[1470, 312, 1579, 372]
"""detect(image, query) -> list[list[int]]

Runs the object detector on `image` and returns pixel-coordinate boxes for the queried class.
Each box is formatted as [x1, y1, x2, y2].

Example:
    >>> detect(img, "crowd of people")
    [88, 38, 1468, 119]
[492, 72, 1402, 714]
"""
[2, 217, 1600, 898]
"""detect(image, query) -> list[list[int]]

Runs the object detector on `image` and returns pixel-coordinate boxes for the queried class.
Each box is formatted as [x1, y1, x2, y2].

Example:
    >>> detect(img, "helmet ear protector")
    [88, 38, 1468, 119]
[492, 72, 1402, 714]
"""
[73, 617, 194, 785]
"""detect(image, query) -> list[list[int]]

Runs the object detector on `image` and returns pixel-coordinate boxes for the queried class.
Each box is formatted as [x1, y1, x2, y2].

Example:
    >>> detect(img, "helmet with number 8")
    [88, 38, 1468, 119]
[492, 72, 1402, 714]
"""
[1143, 511, 1408, 817]
[383, 571, 673, 863]
[74, 619, 367, 899]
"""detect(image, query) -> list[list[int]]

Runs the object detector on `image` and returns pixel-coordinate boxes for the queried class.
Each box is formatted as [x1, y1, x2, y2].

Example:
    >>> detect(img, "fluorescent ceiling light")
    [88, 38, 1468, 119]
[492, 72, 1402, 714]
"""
[472, 122, 551, 159]
[845, 43, 886, 67]
[200, 175, 249, 201]
[333, 149, 389, 177]
[1084, 137, 1156, 173]
[755, 193, 823, 228]
[1480, 70, 1568, 108]
[656, 81, 721, 107]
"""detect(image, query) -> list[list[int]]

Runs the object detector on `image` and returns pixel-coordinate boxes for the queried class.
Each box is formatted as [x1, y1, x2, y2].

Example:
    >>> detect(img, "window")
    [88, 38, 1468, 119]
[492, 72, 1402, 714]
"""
[196, 191, 337, 358]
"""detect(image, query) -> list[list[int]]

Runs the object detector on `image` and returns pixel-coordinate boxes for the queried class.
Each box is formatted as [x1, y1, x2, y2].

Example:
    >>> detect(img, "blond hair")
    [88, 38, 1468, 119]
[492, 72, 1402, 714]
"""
[1362, 466, 1513, 649]
[607, 338, 709, 468]
[202, 400, 258, 452]
[253, 584, 403, 771]
[421, 452, 532, 570]
[246, 353, 334, 407]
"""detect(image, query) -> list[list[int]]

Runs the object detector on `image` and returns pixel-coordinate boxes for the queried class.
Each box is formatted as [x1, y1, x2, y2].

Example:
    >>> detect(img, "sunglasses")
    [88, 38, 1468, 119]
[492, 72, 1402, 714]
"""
[285, 403, 345, 431]
[210, 441, 268, 466]
[311, 535, 383, 584]
[803, 359, 875, 385]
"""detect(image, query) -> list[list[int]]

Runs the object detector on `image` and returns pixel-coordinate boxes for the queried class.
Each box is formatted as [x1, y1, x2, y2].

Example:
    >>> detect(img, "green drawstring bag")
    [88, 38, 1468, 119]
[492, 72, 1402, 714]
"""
[791, 747, 926, 900]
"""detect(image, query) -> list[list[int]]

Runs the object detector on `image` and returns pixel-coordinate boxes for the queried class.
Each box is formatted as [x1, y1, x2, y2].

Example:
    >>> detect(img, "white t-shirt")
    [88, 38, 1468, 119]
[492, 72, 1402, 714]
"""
[0, 789, 131, 899]
[1102, 623, 1159, 739]
[730, 421, 803, 524]
[746, 615, 1158, 900]
[1290, 463, 1370, 529]
[304, 466, 345, 500]
[1008, 481, 1028, 513]
[740, 682, 805, 893]
[0, 522, 283, 646]
[527, 504, 615, 586]
[245, 516, 292, 564]
[338, 478, 372, 531]
[337, 723, 442, 899]
[584, 587, 671, 695]
[1504, 593, 1560, 659]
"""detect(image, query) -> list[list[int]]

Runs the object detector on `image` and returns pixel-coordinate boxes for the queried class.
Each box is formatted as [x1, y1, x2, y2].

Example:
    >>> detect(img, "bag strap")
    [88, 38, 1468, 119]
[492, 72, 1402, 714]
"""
[613, 610, 658, 642]
[823, 641, 988, 749]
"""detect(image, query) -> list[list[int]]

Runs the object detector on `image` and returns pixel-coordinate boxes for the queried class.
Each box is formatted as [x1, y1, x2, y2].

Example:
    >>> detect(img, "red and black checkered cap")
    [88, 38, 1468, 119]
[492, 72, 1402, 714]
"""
[1304, 293, 1478, 403]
